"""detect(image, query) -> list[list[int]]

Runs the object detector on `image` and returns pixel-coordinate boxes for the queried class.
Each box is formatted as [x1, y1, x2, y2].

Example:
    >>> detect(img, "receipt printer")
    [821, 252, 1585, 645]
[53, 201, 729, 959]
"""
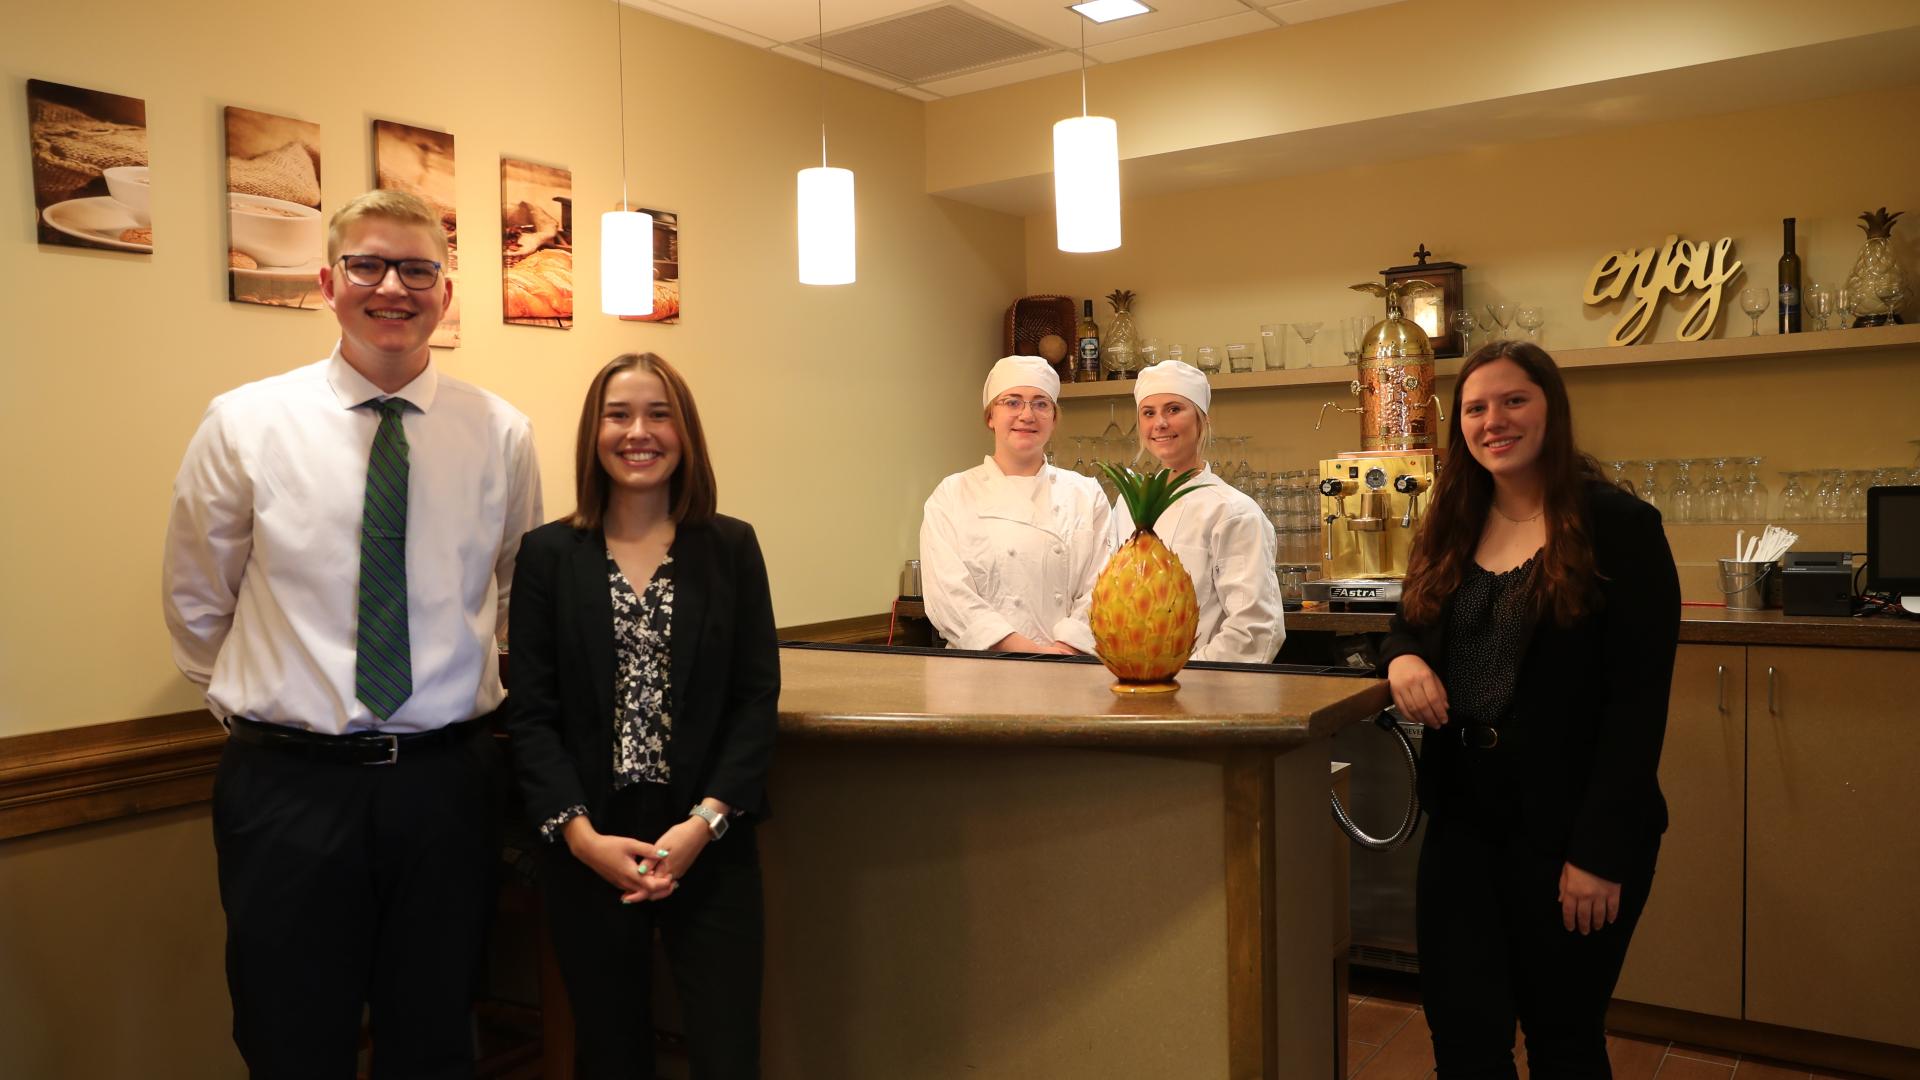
[1781, 551, 1854, 616]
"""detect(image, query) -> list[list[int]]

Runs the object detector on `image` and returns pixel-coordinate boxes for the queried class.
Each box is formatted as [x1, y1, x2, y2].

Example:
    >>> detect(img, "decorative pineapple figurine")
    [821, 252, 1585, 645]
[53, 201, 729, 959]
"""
[1090, 465, 1202, 693]
[1845, 208, 1909, 326]
[1103, 289, 1139, 377]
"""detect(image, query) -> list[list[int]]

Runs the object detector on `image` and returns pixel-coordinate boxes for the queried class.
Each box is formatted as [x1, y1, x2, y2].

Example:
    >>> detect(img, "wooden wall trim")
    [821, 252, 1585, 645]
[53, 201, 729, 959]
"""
[0, 710, 224, 841]
[0, 613, 893, 843]
[1222, 751, 1279, 1080]
[1606, 1000, 1920, 1077]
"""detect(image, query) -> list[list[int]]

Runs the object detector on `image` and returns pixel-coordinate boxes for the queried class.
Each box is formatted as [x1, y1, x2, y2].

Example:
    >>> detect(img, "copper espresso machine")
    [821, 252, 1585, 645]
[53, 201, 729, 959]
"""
[1304, 280, 1445, 608]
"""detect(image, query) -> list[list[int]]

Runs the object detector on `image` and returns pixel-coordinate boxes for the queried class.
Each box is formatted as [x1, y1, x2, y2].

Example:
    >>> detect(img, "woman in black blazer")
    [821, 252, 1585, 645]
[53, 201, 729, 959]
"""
[507, 352, 779, 1079]
[1380, 340, 1679, 1078]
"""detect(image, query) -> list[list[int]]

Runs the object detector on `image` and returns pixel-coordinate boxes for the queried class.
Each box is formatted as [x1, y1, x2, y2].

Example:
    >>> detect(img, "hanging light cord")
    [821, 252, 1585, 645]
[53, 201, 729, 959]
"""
[615, 0, 630, 210]
[1079, 17, 1088, 117]
[817, 0, 829, 168]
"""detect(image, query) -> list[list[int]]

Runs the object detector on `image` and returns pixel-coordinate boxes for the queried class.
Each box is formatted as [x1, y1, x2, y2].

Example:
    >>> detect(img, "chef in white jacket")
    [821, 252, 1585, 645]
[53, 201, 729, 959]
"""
[920, 355, 1113, 653]
[1113, 361, 1284, 663]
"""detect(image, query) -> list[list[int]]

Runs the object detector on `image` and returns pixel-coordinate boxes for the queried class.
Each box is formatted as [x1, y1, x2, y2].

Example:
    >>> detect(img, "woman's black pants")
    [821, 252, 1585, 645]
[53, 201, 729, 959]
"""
[1416, 810, 1656, 1079]
[542, 783, 763, 1080]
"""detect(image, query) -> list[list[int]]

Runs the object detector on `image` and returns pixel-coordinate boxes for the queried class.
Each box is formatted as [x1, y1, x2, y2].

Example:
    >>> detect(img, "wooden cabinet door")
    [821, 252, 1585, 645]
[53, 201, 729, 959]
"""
[1745, 647, 1920, 1048]
[1614, 644, 1745, 1018]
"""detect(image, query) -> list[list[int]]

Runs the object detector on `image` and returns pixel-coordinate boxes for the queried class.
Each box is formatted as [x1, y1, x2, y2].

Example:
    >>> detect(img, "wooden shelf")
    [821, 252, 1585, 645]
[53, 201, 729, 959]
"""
[1055, 324, 1920, 400]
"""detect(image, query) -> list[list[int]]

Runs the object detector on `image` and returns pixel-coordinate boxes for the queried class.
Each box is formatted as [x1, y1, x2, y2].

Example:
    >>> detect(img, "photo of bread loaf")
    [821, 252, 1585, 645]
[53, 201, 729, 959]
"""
[615, 205, 680, 326]
[501, 158, 573, 330]
[27, 79, 152, 253]
[374, 119, 460, 347]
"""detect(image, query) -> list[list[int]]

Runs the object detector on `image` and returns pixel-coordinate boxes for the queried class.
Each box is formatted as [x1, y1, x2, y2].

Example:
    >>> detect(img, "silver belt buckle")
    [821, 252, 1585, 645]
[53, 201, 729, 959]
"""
[1460, 725, 1500, 749]
[364, 733, 400, 766]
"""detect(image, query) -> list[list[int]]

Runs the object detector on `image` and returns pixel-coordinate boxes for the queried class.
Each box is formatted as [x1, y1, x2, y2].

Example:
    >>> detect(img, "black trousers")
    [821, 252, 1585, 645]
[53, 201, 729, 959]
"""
[1416, 809, 1656, 1079]
[542, 782, 763, 1080]
[211, 725, 505, 1080]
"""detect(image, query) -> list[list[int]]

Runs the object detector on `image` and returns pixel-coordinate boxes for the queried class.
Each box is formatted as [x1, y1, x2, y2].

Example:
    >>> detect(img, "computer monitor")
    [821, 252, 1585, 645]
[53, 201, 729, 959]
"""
[1866, 485, 1920, 614]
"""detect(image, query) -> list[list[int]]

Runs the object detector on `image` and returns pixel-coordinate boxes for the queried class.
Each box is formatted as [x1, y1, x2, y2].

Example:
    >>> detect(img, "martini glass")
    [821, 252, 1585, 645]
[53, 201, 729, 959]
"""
[1485, 303, 1514, 340]
[1293, 322, 1324, 366]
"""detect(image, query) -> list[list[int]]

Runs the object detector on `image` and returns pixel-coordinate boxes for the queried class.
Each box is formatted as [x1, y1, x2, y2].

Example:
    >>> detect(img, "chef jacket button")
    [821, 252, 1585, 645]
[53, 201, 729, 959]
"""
[1007, 547, 1017, 556]
[1053, 592, 1062, 601]
[1053, 545, 1063, 555]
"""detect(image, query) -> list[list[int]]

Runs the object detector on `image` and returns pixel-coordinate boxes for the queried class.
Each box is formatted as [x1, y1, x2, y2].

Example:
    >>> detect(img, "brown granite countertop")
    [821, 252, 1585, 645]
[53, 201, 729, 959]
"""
[1283, 606, 1920, 650]
[777, 646, 1389, 749]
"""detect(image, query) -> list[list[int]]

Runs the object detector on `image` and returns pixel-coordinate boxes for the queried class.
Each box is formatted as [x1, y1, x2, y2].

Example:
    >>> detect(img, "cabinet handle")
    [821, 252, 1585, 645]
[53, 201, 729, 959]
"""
[1716, 664, 1726, 714]
[1767, 665, 1777, 715]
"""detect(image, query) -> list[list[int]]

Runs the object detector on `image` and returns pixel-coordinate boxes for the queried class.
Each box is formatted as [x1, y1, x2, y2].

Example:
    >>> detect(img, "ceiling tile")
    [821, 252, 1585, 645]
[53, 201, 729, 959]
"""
[1260, 0, 1403, 21]
[917, 50, 1085, 98]
[770, 43, 909, 92]
[1085, 10, 1278, 63]
[971, 0, 1254, 49]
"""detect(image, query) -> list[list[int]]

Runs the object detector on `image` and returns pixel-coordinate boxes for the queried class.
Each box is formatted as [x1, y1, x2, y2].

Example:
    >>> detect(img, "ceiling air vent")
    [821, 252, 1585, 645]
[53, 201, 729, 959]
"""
[807, 3, 1056, 84]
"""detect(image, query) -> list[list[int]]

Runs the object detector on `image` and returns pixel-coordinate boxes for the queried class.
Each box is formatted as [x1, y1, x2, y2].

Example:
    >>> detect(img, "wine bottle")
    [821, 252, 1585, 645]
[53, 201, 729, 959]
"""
[1076, 299, 1103, 382]
[1778, 218, 1802, 334]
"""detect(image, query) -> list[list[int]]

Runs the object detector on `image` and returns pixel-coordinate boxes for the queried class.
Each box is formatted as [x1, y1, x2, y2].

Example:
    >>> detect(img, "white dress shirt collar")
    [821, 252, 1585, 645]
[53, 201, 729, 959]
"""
[325, 343, 441, 412]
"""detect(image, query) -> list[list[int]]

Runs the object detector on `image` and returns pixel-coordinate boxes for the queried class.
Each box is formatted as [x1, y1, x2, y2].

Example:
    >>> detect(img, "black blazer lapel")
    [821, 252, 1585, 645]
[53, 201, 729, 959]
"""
[569, 531, 618, 738]
[667, 526, 711, 720]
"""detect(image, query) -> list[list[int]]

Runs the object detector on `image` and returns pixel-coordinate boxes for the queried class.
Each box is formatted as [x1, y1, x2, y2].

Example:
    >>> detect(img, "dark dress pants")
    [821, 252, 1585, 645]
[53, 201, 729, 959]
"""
[1416, 805, 1656, 1079]
[542, 782, 764, 1080]
[211, 727, 505, 1080]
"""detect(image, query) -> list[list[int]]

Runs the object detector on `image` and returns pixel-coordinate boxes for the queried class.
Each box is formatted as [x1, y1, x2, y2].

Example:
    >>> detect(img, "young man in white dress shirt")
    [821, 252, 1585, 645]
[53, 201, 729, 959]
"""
[162, 189, 543, 1079]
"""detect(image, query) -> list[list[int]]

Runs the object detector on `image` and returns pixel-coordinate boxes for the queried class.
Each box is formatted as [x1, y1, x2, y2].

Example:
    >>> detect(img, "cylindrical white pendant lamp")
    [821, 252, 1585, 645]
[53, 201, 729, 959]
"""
[1053, 115, 1120, 253]
[601, 209, 655, 316]
[797, 165, 856, 286]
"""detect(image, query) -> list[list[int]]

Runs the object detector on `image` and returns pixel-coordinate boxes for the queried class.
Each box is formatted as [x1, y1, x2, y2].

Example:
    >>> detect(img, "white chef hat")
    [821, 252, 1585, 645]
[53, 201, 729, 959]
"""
[1134, 359, 1210, 413]
[981, 355, 1061, 408]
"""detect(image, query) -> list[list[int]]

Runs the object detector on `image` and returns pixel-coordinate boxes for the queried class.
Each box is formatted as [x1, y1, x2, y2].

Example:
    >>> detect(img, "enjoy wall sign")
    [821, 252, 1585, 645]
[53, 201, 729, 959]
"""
[1583, 235, 1743, 346]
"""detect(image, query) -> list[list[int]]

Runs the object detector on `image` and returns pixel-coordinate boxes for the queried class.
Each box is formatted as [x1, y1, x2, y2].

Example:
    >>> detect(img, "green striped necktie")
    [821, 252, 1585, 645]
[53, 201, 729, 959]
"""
[356, 398, 413, 721]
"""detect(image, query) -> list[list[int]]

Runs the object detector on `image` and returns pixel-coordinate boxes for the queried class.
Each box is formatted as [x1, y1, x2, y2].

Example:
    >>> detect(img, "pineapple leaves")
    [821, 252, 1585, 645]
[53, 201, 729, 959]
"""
[1095, 463, 1205, 532]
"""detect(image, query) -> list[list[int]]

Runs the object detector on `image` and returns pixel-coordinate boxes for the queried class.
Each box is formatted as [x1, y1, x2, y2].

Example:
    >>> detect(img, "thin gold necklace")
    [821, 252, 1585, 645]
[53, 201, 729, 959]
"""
[1491, 502, 1544, 524]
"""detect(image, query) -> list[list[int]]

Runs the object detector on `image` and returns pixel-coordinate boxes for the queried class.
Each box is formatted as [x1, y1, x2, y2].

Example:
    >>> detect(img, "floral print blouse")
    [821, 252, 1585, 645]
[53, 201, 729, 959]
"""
[538, 553, 675, 842]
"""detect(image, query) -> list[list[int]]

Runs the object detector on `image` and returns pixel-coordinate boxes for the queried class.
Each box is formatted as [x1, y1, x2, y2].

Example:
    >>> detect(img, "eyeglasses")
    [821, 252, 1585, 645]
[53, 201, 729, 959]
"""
[337, 254, 444, 291]
[993, 396, 1056, 416]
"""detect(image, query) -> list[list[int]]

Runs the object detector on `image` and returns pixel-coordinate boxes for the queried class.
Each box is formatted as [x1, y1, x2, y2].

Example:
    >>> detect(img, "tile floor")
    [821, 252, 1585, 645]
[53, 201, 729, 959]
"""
[1345, 977, 1871, 1080]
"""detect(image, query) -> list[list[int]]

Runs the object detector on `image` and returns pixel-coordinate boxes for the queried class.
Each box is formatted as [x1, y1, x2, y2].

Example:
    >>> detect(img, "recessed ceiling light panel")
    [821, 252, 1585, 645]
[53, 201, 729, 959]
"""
[1071, 0, 1153, 25]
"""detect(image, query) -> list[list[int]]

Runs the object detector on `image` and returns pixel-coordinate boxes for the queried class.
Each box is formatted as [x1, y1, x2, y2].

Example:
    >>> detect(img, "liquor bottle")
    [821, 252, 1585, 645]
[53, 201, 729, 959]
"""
[1778, 218, 1802, 334]
[1076, 299, 1103, 382]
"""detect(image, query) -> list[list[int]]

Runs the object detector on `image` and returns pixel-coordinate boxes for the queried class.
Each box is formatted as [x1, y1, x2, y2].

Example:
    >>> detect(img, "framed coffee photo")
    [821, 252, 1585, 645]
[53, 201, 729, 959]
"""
[1381, 244, 1466, 359]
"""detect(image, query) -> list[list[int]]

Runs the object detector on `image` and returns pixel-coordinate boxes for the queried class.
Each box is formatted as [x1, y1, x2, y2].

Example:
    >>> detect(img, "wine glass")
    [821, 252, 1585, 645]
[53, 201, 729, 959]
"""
[1485, 303, 1514, 340]
[1739, 287, 1770, 335]
[1339, 315, 1367, 364]
[1070, 435, 1090, 477]
[1805, 283, 1833, 331]
[1815, 468, 1848, 520]
[1845, 469, 1874, 520]
[1835, 288, 1853, 330]
[1451, 309, 1477, 354]
[1699, 457, 1732, 522]
[1194, 344, 1222, 374]
[1634, 459, 1661, 507]
[1292, 322, 1324, 366]
[1605, 459, 1632, 494]
[1737, 457, 1769, 520]
[1778, 470, 1812, 520]
[1667, 459, 1697, 523]
[1515, 304, 1544, 340]
[1138, 337, 1161, 369]
[1102, 402, 1124, 442]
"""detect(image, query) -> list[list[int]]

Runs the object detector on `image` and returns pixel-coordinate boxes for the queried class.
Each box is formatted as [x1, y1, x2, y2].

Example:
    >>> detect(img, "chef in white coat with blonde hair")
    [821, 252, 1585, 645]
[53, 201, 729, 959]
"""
[1115, 360, 1284, 663]
[920, 355, 1112, 654]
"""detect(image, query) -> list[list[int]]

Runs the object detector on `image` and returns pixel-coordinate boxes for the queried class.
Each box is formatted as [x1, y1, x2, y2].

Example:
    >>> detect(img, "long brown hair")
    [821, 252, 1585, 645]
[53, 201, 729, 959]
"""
[1399, 340, 1604, 628]
[568, 352, 717, 530]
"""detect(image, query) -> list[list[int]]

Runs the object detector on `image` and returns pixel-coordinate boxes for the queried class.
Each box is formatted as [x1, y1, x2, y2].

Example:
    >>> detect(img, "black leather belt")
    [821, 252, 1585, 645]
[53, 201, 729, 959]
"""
[229, 715, 488, 766]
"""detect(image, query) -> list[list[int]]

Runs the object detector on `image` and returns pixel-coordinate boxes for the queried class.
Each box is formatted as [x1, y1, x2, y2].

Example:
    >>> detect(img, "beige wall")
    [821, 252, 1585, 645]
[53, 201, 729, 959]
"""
[0, 0, 1024, 736]
[1043, 81, 1920, 601]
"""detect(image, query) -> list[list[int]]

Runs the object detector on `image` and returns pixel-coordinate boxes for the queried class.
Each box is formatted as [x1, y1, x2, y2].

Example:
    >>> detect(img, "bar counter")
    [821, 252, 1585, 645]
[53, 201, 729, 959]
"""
[1285, 605, 1920, 650]
[757, 644, 1388, 1079]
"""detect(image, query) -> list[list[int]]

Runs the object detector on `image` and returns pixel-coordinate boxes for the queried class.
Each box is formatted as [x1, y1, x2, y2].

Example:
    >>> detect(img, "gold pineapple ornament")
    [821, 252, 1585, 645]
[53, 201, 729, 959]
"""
[1103, 289, 1139, 377]
[1845, 207, 1909, 326]
[1090, 465, 1202, 693]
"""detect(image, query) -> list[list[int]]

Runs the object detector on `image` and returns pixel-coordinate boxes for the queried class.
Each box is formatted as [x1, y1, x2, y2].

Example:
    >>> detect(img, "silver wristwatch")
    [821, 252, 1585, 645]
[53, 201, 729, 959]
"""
[688, 803, 727, 840]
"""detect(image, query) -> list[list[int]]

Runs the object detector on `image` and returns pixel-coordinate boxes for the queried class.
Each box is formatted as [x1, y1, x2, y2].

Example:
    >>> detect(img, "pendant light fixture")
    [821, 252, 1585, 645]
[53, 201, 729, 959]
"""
[1053, 16, 1120, 253]
[602, 0, 654, 316]
[797, 0, 855, 285]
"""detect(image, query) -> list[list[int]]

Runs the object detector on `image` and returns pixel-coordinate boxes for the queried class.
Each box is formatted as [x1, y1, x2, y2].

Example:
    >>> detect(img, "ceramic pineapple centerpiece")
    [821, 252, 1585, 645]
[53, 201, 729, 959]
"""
[1104, 289, 1139, 377]
[1090, 465, 1202, 693]
[1846, 207, 1910, 326]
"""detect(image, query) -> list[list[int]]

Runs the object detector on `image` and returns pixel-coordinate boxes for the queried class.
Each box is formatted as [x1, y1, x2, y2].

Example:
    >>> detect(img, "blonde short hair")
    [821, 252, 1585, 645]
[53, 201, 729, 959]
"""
[326, 189, 448, 264]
